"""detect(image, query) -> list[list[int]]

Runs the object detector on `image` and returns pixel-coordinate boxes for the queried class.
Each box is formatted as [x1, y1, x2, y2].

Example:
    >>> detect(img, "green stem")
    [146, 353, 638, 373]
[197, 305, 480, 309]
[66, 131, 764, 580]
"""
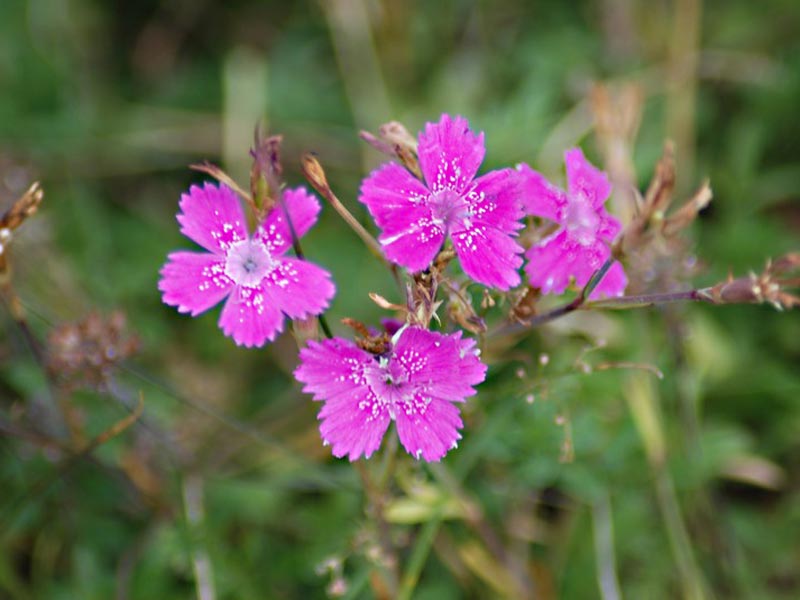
[396, 510, 446, 600]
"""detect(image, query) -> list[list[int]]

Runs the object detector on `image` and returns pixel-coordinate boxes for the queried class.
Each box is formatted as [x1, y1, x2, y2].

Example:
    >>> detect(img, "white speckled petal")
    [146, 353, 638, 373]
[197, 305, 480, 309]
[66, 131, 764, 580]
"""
[217, 283, 284, 347]
[417, 114, 485, 194]
[295, 338, 391, 461]
[159, 251, 232, 316]
[264, 257, 335, 319]
[176, 183, 248, 254]
[256, 187, 321, 256]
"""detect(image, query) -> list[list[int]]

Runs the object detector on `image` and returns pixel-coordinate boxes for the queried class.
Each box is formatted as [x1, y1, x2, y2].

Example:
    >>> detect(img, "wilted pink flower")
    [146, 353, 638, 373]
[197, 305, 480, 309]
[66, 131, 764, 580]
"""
[294, 326, 487, 462]
[519, 148, 627, 298]
[359, 114, 524, 290]
[159, 183, 335, 347]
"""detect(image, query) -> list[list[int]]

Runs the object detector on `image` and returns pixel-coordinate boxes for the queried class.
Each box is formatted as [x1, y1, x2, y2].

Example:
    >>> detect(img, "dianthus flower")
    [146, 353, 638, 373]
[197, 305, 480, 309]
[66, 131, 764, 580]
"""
[159, 183, 335, 347]
[519, 148, 627, 298]
[359, 114, 524, 290]
[294, 326, 487, 462]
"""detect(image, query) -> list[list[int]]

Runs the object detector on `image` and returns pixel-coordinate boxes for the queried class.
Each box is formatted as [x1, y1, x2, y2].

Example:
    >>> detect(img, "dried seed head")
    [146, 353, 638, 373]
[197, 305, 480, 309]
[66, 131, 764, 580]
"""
[47, 311, 139, 390]
[361, 120, 422, 179]
[250, 128, 284, 212]
[0, 181, 43, 232]
[702, 254, 800, 310]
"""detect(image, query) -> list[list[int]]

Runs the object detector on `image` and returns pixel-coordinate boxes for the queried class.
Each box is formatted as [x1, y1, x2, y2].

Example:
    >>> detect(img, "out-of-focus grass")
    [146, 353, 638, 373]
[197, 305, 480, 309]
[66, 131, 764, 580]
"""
[1, 1, 799, 598]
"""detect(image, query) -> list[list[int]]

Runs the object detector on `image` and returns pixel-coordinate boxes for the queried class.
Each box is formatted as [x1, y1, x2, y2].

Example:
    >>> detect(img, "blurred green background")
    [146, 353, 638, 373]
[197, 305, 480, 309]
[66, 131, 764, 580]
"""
[1, 0, 799, 598]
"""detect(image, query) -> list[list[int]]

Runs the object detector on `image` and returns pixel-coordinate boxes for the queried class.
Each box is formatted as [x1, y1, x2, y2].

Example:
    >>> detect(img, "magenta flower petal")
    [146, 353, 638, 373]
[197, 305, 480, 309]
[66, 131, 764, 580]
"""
[294, 327, 487, 462]
[516, 162, 568, 222]
[265, 257, 336, 319]
[360, 162, 431, 231]
[297, 338, 390, 461]
[159, 251, 232, 316]
[295, 338, 374, 402]
[380, 218, 446, 272]
[318, 389, 391, 460]
[418, 114, 485, 193]
[453, 223, 523, 290]
[218, 283, 285, 347]
[524, 231, 575, 295]
[176, 183, 248, 254]
[466, 168, 525, 235]
[256, 187, 321, 255]
[395, 393, 464, 462]
[565, 148, 612, 209]
[567, 238, 613, 289]
[597, 212, 622, 242]
[392, 328, 486, 401]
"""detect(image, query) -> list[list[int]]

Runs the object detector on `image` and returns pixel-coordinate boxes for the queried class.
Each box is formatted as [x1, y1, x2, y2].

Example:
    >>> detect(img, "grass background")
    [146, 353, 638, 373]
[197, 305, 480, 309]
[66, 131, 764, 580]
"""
[1, 0, 799, 598]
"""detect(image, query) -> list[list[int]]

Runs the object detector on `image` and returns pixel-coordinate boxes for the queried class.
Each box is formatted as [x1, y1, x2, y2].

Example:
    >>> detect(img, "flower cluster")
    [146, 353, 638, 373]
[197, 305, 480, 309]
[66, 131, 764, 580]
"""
[158, 114, 629, 462]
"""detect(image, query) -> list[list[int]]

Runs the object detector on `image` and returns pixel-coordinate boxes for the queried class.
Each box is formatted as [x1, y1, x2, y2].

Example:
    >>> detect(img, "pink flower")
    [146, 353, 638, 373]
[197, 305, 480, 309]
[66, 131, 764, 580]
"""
[519, 148, 627, 298]
[359, 114, 524, 290]
[159, 183, 335, 347]
[294, 326, 487, 462]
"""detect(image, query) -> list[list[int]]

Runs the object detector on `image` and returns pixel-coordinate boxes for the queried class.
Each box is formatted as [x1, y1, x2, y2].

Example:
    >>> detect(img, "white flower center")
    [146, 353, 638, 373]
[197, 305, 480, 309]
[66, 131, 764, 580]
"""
[429, 189, 469, 230]
[365, 358, 411, 420]
[224, 239, 275, 287]
[565, 198, 600, 246]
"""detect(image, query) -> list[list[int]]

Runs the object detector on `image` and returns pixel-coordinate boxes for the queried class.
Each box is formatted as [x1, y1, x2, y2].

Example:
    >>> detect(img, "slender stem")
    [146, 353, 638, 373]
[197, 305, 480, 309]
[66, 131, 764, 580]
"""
[316, 182, 386, 263]
[183, 475, 216, 600]
[354, 461, 399, 596]
[592, 491, 623, 600]
[583, 289, 704, 309]
[277, 194, 334, 339]
[654, 468, 708, 600]
[492, 288, 709, 337]
[397, 511, 446, 600]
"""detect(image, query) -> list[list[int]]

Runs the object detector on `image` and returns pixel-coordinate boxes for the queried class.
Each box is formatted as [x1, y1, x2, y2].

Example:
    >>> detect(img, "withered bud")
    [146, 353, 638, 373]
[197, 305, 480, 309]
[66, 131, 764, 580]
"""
[358, 130, 395, 156]
[341, 318, 391, 354]
[616, 143, 712, 259]
[409, 273, 443, 328]
[433, 248, 456, 271]
[292, 315, 320, 345]
[643, 141, 676, 217]
[1, 181, 44, 232]
[368, 292, 407, 313]
[661, 180, 712, 237]
[770, 252, 800, 275]
[510, 286, 541, 322]
[301, 153, 330, 196]
[395, 145, 422, 180]
[250, 128, 284, 211]
[480, 289, 496, 310]
[447, 287, 486, 335]
[379, 121, 418, 152]
[47, 311, 140, 389]
[361, 121, 421, 178]
[701, 255, 800, 310]
[190, 162, 253, 208]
